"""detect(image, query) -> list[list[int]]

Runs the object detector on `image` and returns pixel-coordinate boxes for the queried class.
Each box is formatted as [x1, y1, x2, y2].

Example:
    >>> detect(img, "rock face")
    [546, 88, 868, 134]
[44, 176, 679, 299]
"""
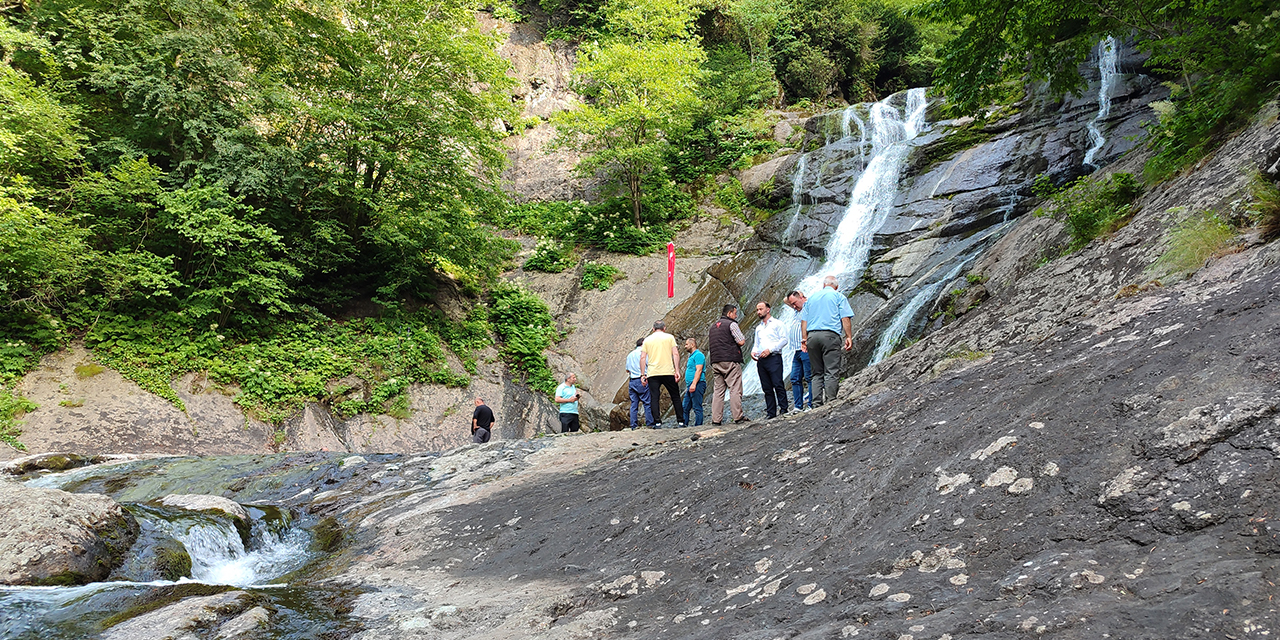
[157, 494, 249, 524]
[100, 590, 256, 640]
[0, 481, 138, 585]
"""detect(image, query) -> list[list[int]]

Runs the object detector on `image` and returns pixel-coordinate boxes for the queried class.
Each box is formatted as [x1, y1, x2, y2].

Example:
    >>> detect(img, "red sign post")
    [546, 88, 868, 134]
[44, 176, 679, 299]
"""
[667, 242, 675, 298]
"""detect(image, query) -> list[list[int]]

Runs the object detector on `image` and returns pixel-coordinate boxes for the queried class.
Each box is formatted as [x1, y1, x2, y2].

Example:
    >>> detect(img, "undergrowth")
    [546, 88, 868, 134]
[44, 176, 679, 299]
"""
[580, 262, 624, 290]
[84, 307, 484, 424]
[0, 388, 35, 450]
[489, 283, 559, 394]
[1249, 174, 1280, 241]
[1153, 210, 1237, 275]
[1037, 172, 1142, 250]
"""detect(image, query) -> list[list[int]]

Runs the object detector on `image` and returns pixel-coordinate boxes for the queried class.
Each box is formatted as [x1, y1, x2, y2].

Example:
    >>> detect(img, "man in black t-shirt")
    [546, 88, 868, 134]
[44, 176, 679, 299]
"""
[471, 397, 495, 443]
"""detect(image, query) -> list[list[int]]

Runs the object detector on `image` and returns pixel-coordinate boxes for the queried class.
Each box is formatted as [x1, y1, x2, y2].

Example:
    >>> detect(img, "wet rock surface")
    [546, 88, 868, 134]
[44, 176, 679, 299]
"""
[0, 481, 139, 585]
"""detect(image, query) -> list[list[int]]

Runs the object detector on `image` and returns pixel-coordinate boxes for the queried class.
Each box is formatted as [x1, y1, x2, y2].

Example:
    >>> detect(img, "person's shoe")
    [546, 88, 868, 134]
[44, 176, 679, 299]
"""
[677, 423, 686, 429]
[652, 422, 662, 429]
[733, 417, 750, 424]
[711, 421, 723, 426]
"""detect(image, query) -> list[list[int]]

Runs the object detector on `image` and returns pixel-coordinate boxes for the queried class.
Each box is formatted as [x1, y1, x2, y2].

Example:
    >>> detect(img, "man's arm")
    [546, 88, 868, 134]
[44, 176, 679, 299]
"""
[672, 342, 682, 381]
[842, 316, 853, 351]
[800, 319, 808, 345]
[640, 352, 648, 385]
[472, 414, 478, 434]
[731, 322, 746, 346]
[689, 362, 703, 392]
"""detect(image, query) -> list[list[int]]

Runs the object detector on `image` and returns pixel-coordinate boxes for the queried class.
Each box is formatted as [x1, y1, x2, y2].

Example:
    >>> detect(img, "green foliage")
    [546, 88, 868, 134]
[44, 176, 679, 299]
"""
[524, 238, 577, 273]
[554, 34, 706, 228]
[1043, 173, 1142, 250]
[580, 262, 624, 290]
[0, 388, 36, 450]
[79, 307, 477, 424]
[926, 0, 1280, 182]
[486, 195, 683, 256]
[489, 284, 558, 394]
[715, 178, 750, 219]
[1153, 210, 1236, 275]
[1248, 173, 1280, 241]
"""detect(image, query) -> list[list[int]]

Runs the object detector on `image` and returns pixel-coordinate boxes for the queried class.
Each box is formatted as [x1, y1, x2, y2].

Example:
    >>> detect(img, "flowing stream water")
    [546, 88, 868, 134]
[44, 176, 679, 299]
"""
[742, 88, 928, 396]
[1, 465, 345, 639]
[1084, 36, 1119, 168]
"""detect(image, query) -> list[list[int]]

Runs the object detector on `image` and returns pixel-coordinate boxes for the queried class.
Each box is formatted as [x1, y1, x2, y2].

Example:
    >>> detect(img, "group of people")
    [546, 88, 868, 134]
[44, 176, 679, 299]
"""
[625, 274, 855, 430]
[469, 274, 856, 440]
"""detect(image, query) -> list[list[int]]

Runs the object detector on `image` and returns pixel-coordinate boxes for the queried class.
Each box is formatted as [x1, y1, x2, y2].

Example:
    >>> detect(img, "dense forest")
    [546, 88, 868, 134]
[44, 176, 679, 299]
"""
[1, 0, 1277, 445]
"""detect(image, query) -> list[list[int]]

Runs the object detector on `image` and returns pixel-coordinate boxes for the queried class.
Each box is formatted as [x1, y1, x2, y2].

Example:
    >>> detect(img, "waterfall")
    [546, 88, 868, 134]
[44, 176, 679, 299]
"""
[1083, 36, 1119, 168]
[742, 88, 929, 396]
[780, 154, 809, 243]
[869, 261, 966, 364]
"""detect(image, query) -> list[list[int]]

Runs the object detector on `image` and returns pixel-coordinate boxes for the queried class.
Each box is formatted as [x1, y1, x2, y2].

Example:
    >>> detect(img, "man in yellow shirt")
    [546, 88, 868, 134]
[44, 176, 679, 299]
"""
[642, 321, 683, 429]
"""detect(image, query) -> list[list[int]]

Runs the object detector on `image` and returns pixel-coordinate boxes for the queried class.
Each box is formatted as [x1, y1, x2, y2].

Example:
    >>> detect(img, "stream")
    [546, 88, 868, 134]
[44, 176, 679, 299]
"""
[1, 457, 360, 639]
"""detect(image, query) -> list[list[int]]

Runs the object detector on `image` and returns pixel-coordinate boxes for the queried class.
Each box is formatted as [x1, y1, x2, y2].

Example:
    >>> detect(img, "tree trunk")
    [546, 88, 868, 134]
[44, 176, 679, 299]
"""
[629, 171, 642, 229]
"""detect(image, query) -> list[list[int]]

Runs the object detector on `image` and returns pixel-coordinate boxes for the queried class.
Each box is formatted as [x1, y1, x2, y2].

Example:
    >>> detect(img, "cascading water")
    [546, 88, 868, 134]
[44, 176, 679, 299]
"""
[151, 508, 312, 586]
[1083, 36, 1119, 168]
[0, 500, 316, 638]
[869, 261, 967, 364]
[742, 88, 929, 396]
[780, 154, 809, 243]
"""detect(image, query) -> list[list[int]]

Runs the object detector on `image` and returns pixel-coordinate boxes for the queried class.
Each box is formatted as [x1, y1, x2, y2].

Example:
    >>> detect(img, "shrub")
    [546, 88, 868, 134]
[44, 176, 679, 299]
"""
[1043, 173, 1142, 250]
[1248, 174, 1280, 241]
[1153, 210, 1236, 275]
[580, 262, 624, 290]
[0, 388, 36, 450]
[524, 238, 577, 273]
[488, 284, 558, 394]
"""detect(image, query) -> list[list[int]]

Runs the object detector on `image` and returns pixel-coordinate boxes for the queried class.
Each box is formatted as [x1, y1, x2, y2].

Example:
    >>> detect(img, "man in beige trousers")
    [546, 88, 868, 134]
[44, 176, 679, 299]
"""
[708, 303, 748, 425]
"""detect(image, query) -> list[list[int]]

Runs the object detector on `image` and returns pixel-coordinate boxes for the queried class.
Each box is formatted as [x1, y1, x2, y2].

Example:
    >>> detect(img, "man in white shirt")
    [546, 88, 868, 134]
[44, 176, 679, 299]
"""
[751, 301, 790, 419]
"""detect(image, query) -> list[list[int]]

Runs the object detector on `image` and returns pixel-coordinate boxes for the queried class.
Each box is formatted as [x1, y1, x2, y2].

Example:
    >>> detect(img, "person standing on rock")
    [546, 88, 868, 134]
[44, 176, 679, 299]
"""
[800, 275, 854, 406]
[626, 338, 651, 430]
[751, 301, 790, 419]
[785, 290, 813, 411]
[681, 337, 706, 427]
[642, 321, 683, 429]
[708, 304, 748, 425]
[471, 397, 495, 443]
[554, 373, 582, 433]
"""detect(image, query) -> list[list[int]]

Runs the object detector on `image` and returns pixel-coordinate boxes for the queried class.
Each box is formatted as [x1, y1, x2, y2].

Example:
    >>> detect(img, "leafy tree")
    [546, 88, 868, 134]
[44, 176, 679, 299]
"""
[553, 5, 706, 227]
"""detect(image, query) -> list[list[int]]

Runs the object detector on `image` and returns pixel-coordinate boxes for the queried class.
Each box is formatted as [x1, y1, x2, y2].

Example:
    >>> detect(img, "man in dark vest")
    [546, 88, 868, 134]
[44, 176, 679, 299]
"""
[708, 303, 748, 425]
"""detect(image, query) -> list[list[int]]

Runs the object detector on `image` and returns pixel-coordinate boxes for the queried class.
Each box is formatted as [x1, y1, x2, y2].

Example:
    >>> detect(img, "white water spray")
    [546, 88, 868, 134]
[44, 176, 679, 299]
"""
[159, 514, 311, 586]
[1083, 36, 1119, 168]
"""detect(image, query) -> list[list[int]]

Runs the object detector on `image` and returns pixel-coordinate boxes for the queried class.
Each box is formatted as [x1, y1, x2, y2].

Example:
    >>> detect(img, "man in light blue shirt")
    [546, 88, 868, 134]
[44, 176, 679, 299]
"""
[554, 373, 581, 433]
[799, 275, 854, 406]
[625, 338, 650, 430]
[681, 337, 706, 426]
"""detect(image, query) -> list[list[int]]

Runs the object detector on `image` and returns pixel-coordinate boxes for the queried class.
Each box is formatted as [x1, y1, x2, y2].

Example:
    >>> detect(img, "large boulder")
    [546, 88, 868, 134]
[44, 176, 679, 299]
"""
[0, 480, 139, 585]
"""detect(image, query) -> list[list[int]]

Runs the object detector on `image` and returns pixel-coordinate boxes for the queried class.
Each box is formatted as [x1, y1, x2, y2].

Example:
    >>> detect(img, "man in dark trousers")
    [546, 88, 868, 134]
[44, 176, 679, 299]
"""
[471, 397, 494, 443]
[751, 301, 790, 419]
[708, 303, 748, 425]
[800, 275, 854, 406]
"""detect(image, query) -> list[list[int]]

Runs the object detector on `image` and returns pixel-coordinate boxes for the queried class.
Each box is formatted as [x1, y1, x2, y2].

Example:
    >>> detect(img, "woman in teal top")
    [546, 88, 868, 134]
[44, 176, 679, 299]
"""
[681, 337, 706, 426]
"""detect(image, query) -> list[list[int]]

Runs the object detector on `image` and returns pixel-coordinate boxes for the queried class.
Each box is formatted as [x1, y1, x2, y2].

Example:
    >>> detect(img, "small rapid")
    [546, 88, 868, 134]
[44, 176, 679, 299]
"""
[869, 261, 967, 364]
[0, 498, 317, 639]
